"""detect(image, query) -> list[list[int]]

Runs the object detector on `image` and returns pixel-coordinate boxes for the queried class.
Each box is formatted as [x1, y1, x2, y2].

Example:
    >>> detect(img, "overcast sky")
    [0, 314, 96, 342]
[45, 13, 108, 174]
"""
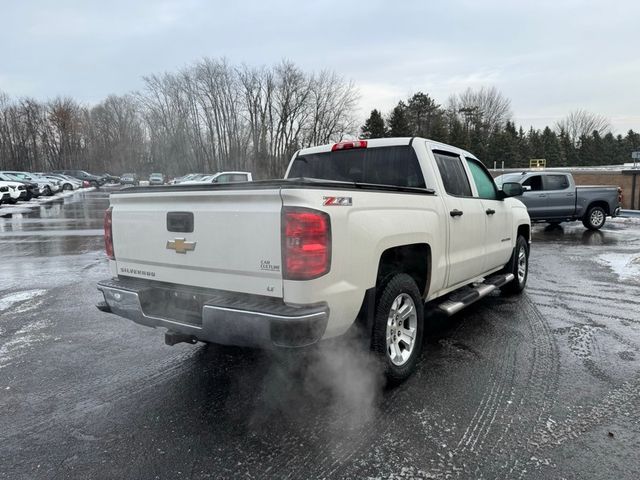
[2, 0, 639, 134]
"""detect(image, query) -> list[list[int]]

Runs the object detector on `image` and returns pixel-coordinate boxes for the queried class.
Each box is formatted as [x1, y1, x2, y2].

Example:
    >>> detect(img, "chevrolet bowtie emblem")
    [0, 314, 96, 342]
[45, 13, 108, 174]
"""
[166, 238, 196, 254]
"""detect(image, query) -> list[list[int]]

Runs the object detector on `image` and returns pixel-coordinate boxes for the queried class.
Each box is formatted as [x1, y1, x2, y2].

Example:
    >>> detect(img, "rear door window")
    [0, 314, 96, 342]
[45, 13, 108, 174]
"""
[544, 174, 570, 190]
[289, 145, 426, 188]
[433, 151, 472, 197]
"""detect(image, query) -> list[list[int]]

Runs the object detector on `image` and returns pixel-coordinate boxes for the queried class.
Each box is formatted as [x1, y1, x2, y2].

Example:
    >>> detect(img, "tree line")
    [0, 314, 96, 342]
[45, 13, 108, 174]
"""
[0, 58, 358, 178]
[1, 61, 638, 178]
[361, 88, 640, 169]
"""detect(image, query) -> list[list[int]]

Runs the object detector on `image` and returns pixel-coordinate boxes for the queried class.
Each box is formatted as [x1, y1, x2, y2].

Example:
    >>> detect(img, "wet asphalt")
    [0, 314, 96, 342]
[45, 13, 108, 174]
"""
[1, 189, 640, 480]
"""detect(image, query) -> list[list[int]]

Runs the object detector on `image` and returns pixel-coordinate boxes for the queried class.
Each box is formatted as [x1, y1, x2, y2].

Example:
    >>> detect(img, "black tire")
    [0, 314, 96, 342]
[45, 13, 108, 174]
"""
[63, 183, 72, 191]
[582, 205, 606, 230]
[371, 273, 424, 385]
[501, 235, 529, 294]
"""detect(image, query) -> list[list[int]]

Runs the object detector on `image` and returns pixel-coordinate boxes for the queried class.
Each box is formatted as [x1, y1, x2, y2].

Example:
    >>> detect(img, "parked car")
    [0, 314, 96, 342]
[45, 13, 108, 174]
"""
[97, 137, 530, 384]
[0, 174, 39, 200]
[100, 173, 120, 184]
[0, 171, 54, 196]
[148, 173, 165, 185]
[120, 173, 139, 186]
[181, 171, 253, 185]
[52, 170, 104, 187]
[0, 180, 28, 203]
[43, 173, 82, 191]
[0, 185, 10, 204]
[494, 171, 622, 230]
[169, 173, 208, 184]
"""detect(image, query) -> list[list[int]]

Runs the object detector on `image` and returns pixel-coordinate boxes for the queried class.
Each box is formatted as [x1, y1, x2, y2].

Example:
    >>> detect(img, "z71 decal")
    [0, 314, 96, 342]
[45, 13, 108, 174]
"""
[323, 196, 352, 206]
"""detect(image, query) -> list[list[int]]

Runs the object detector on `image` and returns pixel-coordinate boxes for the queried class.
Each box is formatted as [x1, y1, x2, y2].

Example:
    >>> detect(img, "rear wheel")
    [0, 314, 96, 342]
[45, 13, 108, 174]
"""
[582, 205, 606, 230]
[371, 273, 424, 385]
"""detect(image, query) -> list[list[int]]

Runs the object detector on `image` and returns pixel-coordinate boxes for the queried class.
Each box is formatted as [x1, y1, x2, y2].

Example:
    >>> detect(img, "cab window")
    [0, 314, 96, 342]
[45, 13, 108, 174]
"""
[522, 175, 543, 191]
[465, 158, 498, 200]
[433, 151, 472, 197]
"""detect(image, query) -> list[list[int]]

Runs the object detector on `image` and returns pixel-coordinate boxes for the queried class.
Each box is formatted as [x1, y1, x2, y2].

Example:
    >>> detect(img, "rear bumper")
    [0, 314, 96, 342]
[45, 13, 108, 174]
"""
[97, 277, 329, 348]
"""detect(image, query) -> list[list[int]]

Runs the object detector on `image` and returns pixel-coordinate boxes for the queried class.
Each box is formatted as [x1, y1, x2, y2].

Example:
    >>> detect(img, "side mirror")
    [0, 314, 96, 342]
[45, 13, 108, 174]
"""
[501, 182, 524, 198]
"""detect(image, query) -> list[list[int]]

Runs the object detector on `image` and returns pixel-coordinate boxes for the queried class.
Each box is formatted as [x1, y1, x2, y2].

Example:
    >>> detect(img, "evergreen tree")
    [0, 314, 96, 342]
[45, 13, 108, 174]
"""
[446, 112, 468, 149]
[541, 127, 561, 166]
[360, 109, 386, 139]
[406, 92, 446, 140]
[387, 102, 411, 137]
[361, 89, 637, 168]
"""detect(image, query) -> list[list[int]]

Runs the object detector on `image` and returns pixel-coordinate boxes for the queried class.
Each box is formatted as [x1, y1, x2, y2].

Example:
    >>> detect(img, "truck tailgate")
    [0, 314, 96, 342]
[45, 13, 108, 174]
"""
[110, 189, 284, 297]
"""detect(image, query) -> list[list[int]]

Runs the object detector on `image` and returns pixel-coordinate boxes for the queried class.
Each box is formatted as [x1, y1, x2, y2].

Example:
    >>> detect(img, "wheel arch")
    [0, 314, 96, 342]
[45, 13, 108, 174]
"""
[517, 223, 531, 243]
[376, 243, 432, 297]
[585, 200, 610, 216]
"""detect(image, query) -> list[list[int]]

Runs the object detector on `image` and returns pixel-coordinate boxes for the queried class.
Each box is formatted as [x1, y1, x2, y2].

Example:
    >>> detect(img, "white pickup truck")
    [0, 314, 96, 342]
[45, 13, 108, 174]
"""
[97, 138, 531, 383]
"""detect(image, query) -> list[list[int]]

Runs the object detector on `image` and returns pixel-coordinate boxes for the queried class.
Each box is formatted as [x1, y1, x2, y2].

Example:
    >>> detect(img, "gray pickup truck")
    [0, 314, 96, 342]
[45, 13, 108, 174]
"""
[495, 171, 621, 230]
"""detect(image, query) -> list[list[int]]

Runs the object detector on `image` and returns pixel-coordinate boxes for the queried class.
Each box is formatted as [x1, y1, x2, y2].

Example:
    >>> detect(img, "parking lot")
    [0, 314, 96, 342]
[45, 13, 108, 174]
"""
[1, 188, 640, 480]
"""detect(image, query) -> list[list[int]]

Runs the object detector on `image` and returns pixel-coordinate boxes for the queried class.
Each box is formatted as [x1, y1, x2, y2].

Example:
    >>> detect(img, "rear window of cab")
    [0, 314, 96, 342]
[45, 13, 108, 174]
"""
[289, 146, 426, 188]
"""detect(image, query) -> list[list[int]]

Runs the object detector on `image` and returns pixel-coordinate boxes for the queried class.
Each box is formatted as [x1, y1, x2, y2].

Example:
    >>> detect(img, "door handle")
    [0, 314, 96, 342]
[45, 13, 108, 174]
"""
[486, 209, 496, 215]
[450, 209, 463, 217]
[566, 193, 574, 196]
[537, 194, 546, 197]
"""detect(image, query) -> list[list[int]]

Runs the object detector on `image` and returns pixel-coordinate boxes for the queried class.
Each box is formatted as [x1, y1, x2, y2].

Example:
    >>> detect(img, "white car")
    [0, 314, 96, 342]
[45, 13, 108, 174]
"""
[41, 173, 82, 191]
[0, 180, 28, 204]
[98, 138, 530, 384]
[0, 171, 58, 196]
[170, 173, 208, 184]
[180, 171, 253, 185]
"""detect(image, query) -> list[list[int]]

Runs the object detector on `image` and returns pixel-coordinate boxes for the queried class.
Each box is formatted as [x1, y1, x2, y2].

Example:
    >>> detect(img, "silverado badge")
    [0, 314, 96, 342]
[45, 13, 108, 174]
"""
[166, 238, 196, 254]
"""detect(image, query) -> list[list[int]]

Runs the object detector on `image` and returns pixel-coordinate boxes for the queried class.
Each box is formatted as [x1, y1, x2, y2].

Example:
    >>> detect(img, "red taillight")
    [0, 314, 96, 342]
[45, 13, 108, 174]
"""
[331, 140, 367, 151]
[282, 208, 331, 280]
[104, 207, 115, 260]
[83, 180, 90, 188]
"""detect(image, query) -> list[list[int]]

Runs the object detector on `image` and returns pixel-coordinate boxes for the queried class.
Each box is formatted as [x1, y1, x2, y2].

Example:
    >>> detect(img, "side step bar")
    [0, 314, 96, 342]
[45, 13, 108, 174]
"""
[436, 273, 514, 316]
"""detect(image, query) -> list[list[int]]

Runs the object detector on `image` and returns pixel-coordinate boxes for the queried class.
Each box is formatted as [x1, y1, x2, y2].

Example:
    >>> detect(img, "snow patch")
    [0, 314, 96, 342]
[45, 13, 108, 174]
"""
[0, 289, 47, 312]
[597, 253, 640, 282]
[0, 319, 49, 369]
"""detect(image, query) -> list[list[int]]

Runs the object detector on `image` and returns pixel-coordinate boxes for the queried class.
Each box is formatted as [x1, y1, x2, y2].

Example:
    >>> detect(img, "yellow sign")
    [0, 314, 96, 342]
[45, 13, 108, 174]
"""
[530, 158, 546, 169]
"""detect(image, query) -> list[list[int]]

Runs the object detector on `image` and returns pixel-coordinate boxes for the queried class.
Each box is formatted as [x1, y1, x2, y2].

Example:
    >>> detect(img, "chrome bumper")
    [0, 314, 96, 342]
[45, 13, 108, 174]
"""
[97, 277, 329, 348]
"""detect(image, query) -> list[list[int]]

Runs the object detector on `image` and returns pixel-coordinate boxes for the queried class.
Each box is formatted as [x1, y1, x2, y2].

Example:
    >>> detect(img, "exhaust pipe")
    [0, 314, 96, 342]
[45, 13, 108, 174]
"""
[165, 331, 198, 346]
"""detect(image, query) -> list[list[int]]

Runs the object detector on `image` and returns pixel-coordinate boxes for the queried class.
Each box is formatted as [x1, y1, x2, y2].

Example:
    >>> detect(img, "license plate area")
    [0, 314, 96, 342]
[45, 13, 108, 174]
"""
[138, 287, 205, 326]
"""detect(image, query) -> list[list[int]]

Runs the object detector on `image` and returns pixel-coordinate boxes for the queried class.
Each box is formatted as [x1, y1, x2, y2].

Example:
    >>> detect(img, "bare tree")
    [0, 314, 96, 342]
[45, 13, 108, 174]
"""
[0, 58, 358, 177]
[554, 109, 610, 146]
[448, 86, 512, 134]
[305, 70, 359, 146]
